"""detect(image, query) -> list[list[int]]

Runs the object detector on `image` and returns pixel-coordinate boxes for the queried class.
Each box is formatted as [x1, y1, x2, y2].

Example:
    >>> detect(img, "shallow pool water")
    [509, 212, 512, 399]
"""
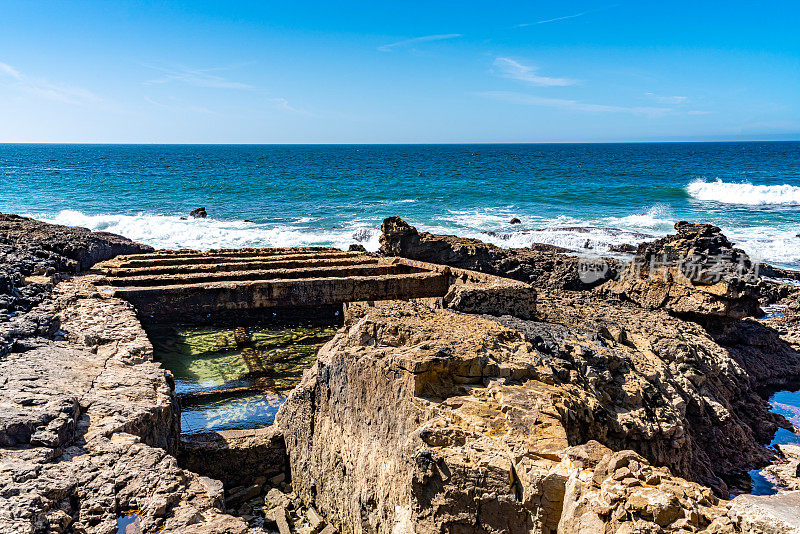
[747, 389, 800, 495]
[149, 323, 337, 434]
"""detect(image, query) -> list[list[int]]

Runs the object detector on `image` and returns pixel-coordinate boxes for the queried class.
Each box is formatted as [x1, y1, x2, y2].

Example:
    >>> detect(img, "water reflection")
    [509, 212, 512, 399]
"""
[149, 323, 336, 434]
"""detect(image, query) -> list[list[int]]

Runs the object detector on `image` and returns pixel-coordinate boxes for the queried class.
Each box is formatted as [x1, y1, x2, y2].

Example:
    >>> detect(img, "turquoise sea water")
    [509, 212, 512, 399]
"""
[1, 142, 799, 267]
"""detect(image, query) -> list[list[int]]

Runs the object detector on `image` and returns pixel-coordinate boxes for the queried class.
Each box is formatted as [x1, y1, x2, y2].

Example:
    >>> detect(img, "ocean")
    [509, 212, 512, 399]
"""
[1, 142, 799, 268]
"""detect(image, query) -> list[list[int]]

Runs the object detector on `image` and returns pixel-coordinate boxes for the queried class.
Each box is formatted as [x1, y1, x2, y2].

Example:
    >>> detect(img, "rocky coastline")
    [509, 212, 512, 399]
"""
[2, 212, 800, 533]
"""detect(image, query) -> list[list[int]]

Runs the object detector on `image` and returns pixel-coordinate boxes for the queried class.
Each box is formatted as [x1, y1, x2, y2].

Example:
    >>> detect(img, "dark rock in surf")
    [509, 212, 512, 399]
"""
[190, 207, 208, 219]
[509, 217, 521, 225]
[379, 216, 620, 290]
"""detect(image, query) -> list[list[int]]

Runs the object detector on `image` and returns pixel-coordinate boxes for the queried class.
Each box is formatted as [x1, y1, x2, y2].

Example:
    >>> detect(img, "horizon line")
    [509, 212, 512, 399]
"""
[0, 138, 798, 146]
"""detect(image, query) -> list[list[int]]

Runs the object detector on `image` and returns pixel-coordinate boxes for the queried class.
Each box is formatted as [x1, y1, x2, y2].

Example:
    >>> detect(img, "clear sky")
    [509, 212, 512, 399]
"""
[1, 1, 798, 143]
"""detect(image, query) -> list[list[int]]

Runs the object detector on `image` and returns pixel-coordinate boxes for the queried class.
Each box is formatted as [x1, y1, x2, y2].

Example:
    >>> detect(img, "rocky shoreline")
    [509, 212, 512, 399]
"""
[2, 213, 800, 533]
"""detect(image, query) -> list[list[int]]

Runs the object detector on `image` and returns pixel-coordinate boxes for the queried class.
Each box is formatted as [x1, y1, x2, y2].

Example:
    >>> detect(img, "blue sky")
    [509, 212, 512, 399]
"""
[0, 1, 798, 143]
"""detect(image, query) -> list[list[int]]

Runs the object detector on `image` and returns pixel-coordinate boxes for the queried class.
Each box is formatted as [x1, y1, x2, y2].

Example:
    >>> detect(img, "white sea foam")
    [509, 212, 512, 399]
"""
[604, 204, 675, 232]
[30, 206, 800, 270]
[686, 179, 800, 205]
[725, 227, 800, 268]
[475, 227, 649, 255]
[38, 210, 381, 252]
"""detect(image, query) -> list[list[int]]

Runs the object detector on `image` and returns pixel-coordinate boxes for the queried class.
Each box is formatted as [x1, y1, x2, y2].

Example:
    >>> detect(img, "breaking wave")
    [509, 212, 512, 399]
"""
[686, 179, 800, 206]
[37, 210, 381, 251]
[27, 206, 800, 270]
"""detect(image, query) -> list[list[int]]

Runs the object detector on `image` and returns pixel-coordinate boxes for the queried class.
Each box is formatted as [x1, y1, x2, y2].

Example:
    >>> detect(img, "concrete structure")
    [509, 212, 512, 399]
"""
[92, 247, 536, 322]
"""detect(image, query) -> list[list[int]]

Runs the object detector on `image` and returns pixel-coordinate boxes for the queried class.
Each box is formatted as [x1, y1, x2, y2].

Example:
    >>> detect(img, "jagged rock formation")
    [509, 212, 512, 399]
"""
[379, 216, 621, 290]
[276, 298, 800, 532]
[533, 290, 795, 492]
[5, 214, 800, 533]
[0, 213, 153, 273]
[376, 217, 800, 483]
[601, 222, 761, 319]
[0, 213, 152, 356]
[264, 218, 800, 532]
[557, 443, 732, 532]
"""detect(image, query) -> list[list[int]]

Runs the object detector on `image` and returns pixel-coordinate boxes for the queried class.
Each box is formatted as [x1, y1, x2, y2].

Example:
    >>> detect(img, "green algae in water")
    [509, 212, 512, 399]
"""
[149, 324, 336, 434]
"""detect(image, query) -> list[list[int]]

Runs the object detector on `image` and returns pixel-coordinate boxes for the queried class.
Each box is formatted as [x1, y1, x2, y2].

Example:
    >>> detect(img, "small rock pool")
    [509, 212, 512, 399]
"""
[148, 323, 337, 435]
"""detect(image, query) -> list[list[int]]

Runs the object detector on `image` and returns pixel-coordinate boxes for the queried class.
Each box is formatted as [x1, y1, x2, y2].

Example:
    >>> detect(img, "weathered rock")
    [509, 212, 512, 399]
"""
[442, 281, 537, 319]
[763, 444, 800, 492]
[601, 221, 761, 319]
[379, 216, 621, 290]
[609, 243, 638, 254]
[226, 484, 262, 508]
[558, 443, 731, 533]
[307, 506, 325, 532]
[5, 212, 800, 533]
[178, 426, 287, 491]
[0, 213, 152, 356]
[727, 491, 800, 533]
[0, 213, 153, 272]
[277, 295, 799, 532]
[509, 217, 521, 225]
[0, 276, 248, 533]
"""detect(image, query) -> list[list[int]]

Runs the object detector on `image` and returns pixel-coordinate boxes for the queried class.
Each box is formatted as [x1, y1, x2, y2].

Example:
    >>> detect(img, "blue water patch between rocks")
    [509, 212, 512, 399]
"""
[749, 389, 800, 494]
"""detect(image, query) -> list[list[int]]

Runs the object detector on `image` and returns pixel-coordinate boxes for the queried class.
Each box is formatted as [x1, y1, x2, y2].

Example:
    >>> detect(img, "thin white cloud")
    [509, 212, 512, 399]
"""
[517, 5, 618, 27]
[378, 33, 462, 52]
[493, 57, 577, 87]
[645, 92, 689, 104]
[480, 91, 670, 117]
[0, 60, 101, 105]
[0, 62, 22, 80]
[266, 97, 314, 116]
[143, 64, 254, 89]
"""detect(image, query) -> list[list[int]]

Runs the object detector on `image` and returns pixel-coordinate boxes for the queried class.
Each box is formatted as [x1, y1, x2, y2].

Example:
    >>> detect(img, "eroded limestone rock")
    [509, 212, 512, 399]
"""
[277, 298, 800, 532]
[600, 222, 761, 319]
[727, 492, 800, 533]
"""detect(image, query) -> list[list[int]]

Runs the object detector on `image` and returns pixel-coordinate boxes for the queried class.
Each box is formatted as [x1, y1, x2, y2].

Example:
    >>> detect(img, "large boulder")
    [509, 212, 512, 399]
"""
[600, 222, 761, 319]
